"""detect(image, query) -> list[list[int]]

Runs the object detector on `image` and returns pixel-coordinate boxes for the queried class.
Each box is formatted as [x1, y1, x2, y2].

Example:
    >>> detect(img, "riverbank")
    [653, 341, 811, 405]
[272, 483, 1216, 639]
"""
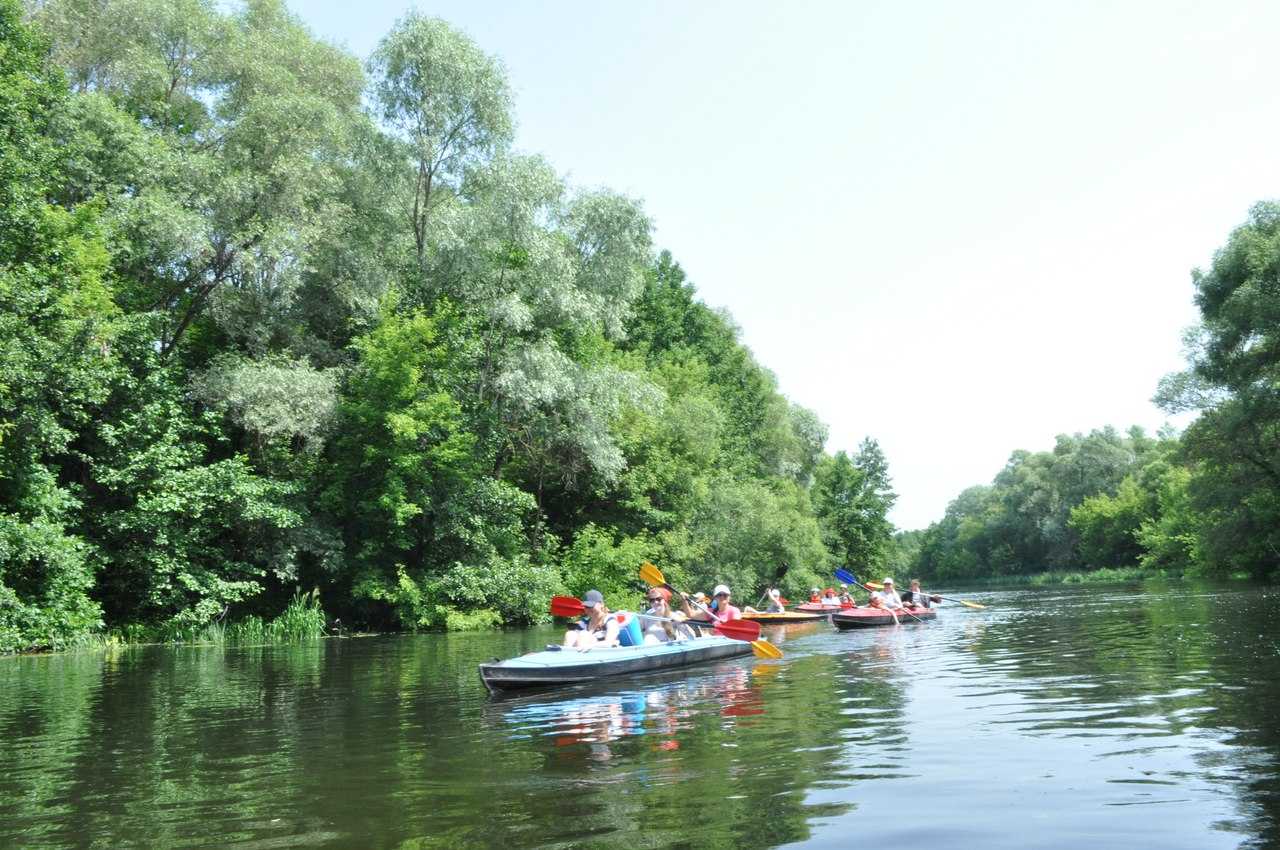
[941, 565, 1182, 589]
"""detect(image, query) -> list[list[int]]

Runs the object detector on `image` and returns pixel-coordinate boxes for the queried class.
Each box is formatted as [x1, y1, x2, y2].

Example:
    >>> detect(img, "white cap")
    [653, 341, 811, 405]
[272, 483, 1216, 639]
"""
[883, 577, 894, 585]
[712, 584, 731, 597]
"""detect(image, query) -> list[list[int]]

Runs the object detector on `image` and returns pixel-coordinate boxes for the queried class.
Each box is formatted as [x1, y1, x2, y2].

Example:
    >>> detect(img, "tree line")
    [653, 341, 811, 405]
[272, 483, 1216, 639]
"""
[0, 0, 900, 651]
[904, 202, 1280, 585]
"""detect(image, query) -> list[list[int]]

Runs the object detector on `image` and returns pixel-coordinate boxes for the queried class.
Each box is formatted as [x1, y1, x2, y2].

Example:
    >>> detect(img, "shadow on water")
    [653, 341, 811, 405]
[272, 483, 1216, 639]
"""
[1, 584, 1277, 849]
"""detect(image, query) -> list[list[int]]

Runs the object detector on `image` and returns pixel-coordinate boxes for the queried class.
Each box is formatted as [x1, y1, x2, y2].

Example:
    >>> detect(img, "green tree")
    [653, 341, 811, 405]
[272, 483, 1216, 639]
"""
[1156, 202, 1280, 579]
[0, 0, 116, 650]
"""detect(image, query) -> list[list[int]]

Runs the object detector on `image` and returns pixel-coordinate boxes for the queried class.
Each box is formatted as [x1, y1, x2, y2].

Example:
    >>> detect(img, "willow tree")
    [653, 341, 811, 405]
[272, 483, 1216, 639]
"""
[368, 13, 514, 266]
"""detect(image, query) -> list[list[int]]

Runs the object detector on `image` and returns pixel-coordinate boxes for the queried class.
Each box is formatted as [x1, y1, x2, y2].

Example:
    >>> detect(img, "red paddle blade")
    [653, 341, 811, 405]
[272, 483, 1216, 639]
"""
[550, 596, 584, 617]
[713, 618, 762, 642]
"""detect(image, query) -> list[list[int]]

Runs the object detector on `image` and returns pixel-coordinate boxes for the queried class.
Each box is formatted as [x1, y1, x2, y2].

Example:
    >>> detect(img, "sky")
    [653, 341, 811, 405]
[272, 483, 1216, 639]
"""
[289, 0, 1280, 529]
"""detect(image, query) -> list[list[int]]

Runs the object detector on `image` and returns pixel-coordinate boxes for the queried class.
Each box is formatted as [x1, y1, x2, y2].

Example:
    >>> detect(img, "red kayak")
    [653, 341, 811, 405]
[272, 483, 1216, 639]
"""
[831, 607, 936, 629]
[795, 602, 842, 614]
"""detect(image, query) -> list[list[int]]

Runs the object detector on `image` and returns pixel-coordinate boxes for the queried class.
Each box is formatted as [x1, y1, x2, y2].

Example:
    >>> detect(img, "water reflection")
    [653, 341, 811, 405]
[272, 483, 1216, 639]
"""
[0, 585, 1276, 849]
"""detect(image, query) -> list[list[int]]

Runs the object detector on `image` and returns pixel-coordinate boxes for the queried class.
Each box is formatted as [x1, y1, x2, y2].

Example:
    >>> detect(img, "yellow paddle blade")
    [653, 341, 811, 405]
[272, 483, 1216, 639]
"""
[864, 581, 883, 590]
[751, 639, 783, 659]
[639, 561, 666, 587]
[957, 599, 986, 609]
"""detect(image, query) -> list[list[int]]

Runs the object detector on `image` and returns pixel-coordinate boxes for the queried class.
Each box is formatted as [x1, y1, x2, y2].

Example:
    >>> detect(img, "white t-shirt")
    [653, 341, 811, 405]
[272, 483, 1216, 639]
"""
[871, 589, 902, 608]
[641, 608, 691, 643]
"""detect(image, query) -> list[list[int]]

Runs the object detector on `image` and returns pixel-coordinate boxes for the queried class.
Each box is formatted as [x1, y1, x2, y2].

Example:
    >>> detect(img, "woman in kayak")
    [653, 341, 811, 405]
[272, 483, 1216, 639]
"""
[705, 584, 741, 622]
[640, 587, 694, 643]
[563, 589, 621, 651]
[765, 588, 786, 613]
[809, 587, 822, 603]
[821, 587, 839, 604]
[838, 585, 857, 608]
[868, 578, 905, 612]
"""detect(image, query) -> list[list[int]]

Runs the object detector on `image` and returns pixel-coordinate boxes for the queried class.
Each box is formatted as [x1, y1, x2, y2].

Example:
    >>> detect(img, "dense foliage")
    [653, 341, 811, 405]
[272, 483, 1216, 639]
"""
[0, 1, 900, 651]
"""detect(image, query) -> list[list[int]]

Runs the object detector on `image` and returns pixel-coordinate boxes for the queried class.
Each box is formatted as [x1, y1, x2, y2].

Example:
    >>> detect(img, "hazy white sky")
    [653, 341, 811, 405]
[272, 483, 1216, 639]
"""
[290, 0, 1280, 528]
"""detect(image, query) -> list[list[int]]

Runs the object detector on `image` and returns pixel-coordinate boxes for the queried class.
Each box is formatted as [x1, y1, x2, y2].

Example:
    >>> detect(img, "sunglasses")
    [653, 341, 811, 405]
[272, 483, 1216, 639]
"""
[647, 596, 666, 603]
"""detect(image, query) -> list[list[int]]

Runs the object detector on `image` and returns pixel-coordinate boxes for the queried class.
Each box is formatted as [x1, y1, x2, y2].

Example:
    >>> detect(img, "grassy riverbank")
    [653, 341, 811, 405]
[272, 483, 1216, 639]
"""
[943, 566, 1182, 589]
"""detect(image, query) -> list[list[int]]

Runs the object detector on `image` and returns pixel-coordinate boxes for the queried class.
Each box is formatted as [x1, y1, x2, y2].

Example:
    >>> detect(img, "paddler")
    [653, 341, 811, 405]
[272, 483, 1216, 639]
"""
[821, 587, 839, 604]
[639, 587, 694, 643]
[562, 589, 621, 651]
[868, 577, 905, 612]
[906, 578, 942, 609]
[765, 588, 786, 613]
[837, 584, 856, 608]
[809, 587, 822, 603]
[705, 584, 741, 622]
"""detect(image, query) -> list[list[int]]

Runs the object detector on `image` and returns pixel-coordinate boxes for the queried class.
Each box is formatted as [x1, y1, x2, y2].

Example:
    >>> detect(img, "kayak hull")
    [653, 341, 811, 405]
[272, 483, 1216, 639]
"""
[795, 602, 843, 614]
[831, 607, 936, 629]
[740, 611, 829, 623]
[479, 636, 753, 692]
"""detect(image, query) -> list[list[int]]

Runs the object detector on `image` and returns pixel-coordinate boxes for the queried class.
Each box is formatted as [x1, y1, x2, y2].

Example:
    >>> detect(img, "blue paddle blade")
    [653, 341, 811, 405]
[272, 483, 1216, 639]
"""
[834, 567, 857, 585]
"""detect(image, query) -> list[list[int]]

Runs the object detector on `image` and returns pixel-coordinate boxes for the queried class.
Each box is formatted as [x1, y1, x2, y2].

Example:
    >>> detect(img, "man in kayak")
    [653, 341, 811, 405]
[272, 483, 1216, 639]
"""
[869, 578, 905, 612]
[765, 588, 786, 613]
[562, 589, 621, 651]
[906, 579, 942, 609]
[640, 587, 694, 643]
[705, 584, 741, 622]
[837, 585, 857, 608]
[809, 587, 822, 603]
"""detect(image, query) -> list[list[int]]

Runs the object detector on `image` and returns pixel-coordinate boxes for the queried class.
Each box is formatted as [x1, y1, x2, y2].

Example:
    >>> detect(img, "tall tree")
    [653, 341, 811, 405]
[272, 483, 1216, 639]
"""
[1156, 202, 1280, 579]
[368, 13, 514, 267]
[1, 0, 115, 650]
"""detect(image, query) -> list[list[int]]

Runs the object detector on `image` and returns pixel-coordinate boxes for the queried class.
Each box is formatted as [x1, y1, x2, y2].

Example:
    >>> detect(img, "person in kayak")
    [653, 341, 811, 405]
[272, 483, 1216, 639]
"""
[640, 587, 694, 643]
[838, 585, 857, 608]
[563, 589, 621, 651]
[809, 587, 822, 603]
[869, 578, 905, 612]
[821, 587, 839, 604]
[906, 579, 942, 609]
[765, 588, 786, 613]
[705, 584, 741, 622]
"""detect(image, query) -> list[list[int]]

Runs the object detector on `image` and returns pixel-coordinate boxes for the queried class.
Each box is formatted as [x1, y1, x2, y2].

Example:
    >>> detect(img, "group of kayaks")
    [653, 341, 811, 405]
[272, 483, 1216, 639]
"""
[478, 601, 937, 693]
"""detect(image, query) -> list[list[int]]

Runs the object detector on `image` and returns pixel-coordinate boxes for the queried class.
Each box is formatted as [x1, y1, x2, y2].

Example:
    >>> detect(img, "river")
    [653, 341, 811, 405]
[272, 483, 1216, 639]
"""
[2, 583, 1277, 849]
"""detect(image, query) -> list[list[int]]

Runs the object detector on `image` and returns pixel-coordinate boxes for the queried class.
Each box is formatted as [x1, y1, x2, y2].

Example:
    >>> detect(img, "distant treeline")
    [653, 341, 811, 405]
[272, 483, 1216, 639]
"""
[0, 0, 899, 652]
[898, 203, 1280, 586]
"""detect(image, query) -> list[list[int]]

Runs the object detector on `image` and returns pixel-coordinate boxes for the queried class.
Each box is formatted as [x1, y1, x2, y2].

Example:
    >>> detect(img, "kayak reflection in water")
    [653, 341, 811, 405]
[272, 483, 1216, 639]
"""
[562, 589, 620, 652]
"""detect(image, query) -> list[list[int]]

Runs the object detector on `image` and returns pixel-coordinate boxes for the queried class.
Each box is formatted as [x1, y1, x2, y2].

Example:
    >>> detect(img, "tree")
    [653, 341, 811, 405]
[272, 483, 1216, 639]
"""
[368, 13, 514, 266]
[0, 0, 115, 649]
[1156, 202, 1280, 579]
[813, 439, 897, 571]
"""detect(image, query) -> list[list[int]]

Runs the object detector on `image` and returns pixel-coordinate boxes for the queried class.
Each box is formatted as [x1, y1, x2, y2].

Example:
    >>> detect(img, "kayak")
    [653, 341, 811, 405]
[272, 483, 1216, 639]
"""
[479, 636, 753, 692]
[795, 602, 843, 614]
[831, 607, 936, 629]
[740, 610, 829, 623]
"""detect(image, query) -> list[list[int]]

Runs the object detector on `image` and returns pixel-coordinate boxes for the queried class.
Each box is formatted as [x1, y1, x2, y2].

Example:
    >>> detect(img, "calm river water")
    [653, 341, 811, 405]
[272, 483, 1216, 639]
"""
[2, 583, 1278, 849]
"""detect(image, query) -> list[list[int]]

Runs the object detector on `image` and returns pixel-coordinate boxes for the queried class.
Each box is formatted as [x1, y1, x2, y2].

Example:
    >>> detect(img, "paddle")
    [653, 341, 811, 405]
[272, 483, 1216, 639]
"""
[858, 579, 986, 610]
[754, 561, 792, 610]
[638, 564, 783, 660]
[549, 595, 770, 649]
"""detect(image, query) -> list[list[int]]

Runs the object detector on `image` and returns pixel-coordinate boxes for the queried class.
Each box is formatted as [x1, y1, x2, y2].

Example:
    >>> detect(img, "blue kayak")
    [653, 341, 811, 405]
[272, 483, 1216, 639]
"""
[479, 636, 753, 692]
